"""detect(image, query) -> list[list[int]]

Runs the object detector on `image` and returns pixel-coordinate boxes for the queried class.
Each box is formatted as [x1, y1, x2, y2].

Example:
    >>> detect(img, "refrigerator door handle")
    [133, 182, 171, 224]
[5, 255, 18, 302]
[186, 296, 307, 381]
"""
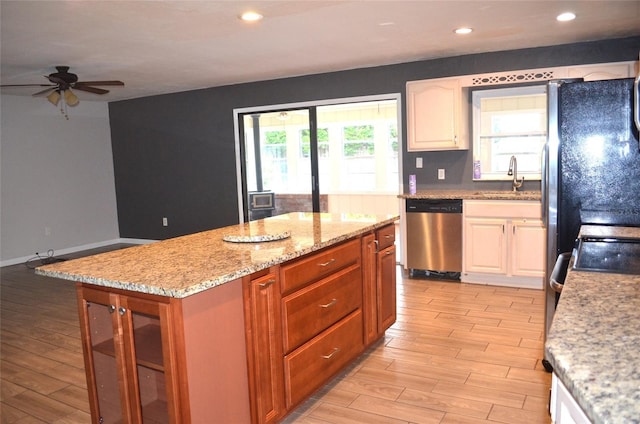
[634, 71, 640, 133]
[541, 142, 548, 226]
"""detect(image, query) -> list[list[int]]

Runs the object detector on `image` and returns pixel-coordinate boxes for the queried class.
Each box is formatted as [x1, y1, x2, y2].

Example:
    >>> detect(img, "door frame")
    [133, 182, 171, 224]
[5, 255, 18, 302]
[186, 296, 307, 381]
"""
[233, 93, 404, 224]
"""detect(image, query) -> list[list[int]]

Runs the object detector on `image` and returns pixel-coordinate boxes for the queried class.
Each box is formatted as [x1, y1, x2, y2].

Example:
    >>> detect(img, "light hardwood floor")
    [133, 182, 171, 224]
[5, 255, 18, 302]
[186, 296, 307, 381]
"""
[1, 246, 551, 423]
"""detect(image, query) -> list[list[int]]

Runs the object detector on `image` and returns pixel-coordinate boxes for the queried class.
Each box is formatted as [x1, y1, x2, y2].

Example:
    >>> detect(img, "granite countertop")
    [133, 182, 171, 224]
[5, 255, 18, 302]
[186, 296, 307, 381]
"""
[36, 212, 398, 299]
[398, 189, 541, 201]
[545, 225, 640, 424]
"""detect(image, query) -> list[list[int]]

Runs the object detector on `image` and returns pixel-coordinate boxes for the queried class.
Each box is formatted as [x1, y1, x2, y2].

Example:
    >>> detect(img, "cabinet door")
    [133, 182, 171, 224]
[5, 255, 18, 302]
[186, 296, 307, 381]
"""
[511, 219, 545, 277]
[361, 233, 378, 345]
[377, 244, 397, 332]
[243, 271, 284, 424]
[567, 62, 634, 81]
[78, 287, 178, 424]
[407, 78, 465, 151]
[120, 295, 176, 423]
[464, 218, 507, 274]
[78, 287, 131, 424]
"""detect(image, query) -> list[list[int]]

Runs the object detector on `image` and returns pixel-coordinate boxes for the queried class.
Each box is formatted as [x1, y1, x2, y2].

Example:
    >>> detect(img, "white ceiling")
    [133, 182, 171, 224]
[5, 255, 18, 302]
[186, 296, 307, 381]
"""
[1, 1, 639, 102]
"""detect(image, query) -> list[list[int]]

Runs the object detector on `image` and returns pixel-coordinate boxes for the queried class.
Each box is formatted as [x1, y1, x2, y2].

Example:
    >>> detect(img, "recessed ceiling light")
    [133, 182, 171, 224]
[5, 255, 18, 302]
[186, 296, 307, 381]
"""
[557, 12, 576, 22]
[454, 27, 473, 35]
[240, 11, 263, 22]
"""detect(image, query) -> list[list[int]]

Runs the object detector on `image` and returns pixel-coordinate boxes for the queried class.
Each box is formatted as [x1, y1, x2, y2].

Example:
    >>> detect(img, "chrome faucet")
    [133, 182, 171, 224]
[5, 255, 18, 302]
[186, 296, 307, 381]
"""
[508, 155, 524, 191]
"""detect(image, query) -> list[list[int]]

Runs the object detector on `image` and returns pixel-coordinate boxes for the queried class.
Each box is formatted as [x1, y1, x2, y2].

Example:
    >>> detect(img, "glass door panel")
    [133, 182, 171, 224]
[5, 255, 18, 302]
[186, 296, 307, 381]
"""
[242, 110, 313, 221]
[316, 100, 399, 215]
[86, 301, 124, 424]
[131, 311, 169, 423]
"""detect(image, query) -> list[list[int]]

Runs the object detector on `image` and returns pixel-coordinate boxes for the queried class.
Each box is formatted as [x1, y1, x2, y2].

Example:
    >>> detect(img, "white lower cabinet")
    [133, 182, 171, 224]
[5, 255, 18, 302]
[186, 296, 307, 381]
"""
[463, 200, 545, 289]
[551, 373, 591, 424]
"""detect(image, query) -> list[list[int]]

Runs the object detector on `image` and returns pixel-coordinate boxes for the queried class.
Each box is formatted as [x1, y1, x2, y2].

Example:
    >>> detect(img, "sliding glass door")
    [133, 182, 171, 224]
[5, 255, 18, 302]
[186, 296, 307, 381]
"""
[240, 109, 314, 221]
[238, 97, 399, 222]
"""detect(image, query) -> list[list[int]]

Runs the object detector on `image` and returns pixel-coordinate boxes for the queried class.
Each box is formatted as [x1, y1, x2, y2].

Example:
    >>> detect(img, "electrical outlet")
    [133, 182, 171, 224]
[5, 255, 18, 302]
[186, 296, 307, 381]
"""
[162, 217, 168, 227]
[416, 157, 423, 168]
[438, 169, 445, 180]
[44, 226, 51, 236]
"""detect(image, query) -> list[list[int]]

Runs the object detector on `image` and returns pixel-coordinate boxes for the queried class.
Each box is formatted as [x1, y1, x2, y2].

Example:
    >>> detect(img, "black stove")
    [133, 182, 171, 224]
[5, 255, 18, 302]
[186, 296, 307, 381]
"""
[573, 236, 640, 275]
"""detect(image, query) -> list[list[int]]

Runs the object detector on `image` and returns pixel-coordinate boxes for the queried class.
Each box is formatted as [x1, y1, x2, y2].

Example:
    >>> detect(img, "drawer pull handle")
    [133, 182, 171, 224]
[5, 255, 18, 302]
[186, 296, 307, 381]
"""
[321, 347, 340, 359]
[318, 258, 336, 267]
[386, 250, 394, 256]
[384, 234, 393, 239]
[259, 279, 275, 288]
[319, 298, 338, 309]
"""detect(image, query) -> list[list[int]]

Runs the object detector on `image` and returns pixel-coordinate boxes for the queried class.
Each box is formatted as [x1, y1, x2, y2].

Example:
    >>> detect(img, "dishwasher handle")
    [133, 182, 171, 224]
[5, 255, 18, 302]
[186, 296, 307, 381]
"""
[406, 198, 462, 213]
[550, 252, 572, 293]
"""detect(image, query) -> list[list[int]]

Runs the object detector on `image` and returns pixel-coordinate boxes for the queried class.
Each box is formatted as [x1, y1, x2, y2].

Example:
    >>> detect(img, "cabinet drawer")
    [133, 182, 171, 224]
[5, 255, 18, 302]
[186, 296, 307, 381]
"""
[464, 200, 541, 219]
[284, 310, 363, 408]
[281, 239, 360, 294]
[376, 224, 395, 250]
[282, 265, 362, 353]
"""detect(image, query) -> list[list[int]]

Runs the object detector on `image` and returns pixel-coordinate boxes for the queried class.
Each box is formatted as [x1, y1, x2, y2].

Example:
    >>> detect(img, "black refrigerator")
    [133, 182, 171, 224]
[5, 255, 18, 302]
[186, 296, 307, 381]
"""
[543, 77, 640, 352]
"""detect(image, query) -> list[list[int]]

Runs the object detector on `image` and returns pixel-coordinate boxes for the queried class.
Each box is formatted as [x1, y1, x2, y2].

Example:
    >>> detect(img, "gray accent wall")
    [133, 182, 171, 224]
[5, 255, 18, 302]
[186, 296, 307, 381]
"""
[109, 36, 640, 240]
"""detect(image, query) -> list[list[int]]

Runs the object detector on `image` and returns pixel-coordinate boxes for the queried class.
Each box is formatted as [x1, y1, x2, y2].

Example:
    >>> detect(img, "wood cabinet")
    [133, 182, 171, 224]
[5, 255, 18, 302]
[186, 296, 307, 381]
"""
[79, 279, 253, 424]
[280, 239, 364, 409]
[77, 285, 185, 424]
[76, 229, 397, 424]
[363, 224, 397, 345]
[242, 235, 396, 422]
[243, 269, 284, 424]
[462, 200, 545, 289]
[376, 225, 397, 334]
[406, 77, 469, 151]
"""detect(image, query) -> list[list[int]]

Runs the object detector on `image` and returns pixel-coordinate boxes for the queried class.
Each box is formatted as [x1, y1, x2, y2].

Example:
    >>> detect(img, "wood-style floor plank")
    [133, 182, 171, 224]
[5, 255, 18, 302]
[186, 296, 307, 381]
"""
[2, 246, 551, 423]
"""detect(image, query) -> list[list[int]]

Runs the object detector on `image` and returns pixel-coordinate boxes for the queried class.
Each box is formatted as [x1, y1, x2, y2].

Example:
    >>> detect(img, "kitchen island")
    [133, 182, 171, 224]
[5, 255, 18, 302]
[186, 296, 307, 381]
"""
[36, 212, 398, 424]
[545, 226, 640, 424]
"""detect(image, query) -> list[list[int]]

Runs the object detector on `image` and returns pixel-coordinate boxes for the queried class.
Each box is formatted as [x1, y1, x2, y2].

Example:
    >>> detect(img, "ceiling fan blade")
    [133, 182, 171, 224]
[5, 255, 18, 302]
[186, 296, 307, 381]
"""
[75, 80, 124, 86]
[32, 87, 57, 96]
[0, 83, 56, 88]
[73, 85, 109, 95]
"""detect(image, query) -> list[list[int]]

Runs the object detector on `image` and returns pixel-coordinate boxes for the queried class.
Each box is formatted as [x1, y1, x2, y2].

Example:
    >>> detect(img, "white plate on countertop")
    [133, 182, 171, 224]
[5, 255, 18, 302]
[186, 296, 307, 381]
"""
[222, 231, 291, 243]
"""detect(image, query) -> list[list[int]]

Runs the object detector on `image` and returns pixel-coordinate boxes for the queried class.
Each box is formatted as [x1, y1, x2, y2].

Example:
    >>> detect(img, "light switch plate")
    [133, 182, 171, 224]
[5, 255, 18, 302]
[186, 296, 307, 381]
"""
[416, 157, 423, 168]
[438, 169, 445, 180]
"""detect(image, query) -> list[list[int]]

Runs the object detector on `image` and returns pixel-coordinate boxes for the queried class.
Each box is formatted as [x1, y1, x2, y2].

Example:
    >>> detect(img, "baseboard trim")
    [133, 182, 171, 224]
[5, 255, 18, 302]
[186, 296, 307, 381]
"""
[461, 272, 543, 290]
[1, 238, 157, 268]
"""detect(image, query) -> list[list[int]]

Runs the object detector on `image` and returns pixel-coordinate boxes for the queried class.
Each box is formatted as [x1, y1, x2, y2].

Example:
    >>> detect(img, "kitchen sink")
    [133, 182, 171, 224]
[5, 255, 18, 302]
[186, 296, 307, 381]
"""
[573, 236, 640, 274]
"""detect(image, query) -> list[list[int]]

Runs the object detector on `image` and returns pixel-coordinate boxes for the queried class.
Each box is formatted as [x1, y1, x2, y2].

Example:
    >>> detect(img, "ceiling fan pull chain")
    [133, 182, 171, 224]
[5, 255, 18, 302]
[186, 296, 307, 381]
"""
[60, 93, 69, 120]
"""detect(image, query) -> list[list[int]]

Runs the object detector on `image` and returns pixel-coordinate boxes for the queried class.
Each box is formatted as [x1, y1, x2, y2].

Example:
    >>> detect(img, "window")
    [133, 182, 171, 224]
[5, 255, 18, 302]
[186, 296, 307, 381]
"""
[472, 85, 546, 181]
[300, 128, 329, 158]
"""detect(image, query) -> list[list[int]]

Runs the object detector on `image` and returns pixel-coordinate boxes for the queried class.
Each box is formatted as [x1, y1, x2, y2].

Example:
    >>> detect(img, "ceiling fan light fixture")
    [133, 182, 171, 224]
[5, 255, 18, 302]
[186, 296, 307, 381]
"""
[47, 90, 61, 106]
[64, 89, 79, 106]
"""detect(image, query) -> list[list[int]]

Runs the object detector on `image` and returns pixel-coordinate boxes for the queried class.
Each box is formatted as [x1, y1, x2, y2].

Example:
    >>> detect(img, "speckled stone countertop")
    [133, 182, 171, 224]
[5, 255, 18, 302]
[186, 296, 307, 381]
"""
[545, 225, 640, 424]
[36, 212, 398, 299]
[398, 189, 541, 201]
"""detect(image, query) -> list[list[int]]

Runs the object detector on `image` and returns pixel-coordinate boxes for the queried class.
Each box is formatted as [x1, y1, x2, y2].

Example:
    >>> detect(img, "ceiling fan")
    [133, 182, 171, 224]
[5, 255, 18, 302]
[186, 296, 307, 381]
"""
[0, 66, 124, 118]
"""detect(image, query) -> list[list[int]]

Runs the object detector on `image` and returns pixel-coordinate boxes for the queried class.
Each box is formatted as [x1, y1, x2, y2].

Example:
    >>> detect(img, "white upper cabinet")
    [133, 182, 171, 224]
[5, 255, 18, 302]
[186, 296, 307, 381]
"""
[567, 62, 636, 81]
[406, 78, 469, 151]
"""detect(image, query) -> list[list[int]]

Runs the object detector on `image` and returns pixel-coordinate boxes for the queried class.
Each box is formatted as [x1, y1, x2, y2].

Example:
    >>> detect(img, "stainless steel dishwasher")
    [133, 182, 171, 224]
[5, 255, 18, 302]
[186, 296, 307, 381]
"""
[406, 198, 462, 278]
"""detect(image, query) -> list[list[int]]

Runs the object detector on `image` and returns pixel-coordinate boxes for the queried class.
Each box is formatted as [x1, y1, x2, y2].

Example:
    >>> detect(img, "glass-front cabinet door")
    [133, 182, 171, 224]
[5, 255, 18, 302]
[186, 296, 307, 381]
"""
[78, 286, 175, 424]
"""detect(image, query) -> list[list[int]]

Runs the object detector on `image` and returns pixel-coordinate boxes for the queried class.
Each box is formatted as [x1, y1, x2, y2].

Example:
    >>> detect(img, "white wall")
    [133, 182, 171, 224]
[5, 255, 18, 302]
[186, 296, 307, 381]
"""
[0, 95, 120, 265]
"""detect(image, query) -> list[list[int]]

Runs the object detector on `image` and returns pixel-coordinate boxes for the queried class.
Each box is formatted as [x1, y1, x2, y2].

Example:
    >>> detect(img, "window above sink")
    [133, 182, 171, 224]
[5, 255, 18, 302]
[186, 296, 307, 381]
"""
[471, 85, 547, 181]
